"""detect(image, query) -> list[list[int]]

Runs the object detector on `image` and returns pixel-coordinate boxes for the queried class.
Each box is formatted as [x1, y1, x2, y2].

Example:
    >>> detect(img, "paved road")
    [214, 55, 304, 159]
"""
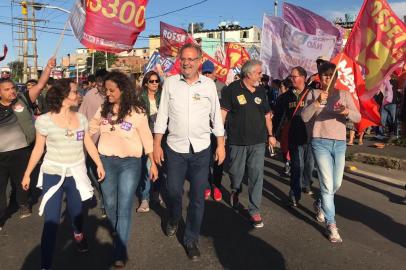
[1, 157, 405, 270]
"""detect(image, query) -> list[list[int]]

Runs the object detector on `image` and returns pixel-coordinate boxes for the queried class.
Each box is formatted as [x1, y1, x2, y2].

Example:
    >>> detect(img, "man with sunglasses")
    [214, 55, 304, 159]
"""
[154, 43, 225, 260]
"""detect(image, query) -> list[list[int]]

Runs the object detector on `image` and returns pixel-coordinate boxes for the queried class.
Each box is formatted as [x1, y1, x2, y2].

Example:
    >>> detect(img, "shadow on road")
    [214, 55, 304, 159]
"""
[20, 207, 114, 270]
[201, 201, 286, 270]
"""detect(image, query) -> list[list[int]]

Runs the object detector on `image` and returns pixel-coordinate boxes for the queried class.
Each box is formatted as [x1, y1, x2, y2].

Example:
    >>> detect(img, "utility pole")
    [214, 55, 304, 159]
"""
[274, 0, 278, 17]
[30, 0, 38, 79]
[105, 51, 108, 70]
[22, 1, 29, 82]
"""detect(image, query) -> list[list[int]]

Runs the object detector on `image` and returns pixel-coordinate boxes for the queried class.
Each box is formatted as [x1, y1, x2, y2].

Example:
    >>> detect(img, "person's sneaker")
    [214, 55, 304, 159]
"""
[302, 188, 314, 195]
[327, 224, 343, 243]
[19, 205, 32, 219]
[185, 242, 201, 261]
[100, 208, 107, 219]
[288, 196, 298, 207]
[165, 220, 178, 237]
[114, 260, 126, 268]
[313, 201, 325, 223]
[284, 161, 291, 175]
[204, 189, 211, 200]
[250, 213, 264, 228]
[74, 234, 89, 252]
[230, 191, 239, 209]
[212, 187, 222, 202]
[137, 200, 150, 213]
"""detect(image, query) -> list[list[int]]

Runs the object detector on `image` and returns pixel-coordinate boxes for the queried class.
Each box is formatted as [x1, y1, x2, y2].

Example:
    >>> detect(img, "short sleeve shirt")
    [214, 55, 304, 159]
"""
[35, 113, 88, 176]
[221, 80, 271, 145]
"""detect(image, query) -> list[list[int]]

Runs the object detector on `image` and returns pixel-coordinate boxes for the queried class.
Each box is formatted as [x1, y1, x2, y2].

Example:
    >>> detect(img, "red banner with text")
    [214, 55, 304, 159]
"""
[82, 0, 148, 52]
[160, 21, 194, 57]
[225, 43, 251, 69]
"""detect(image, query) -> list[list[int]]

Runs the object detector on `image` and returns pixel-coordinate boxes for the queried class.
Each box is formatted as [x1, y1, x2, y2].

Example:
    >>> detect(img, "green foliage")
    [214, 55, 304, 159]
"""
[88, 51, 118, 72]
[7, 60, 24, 82]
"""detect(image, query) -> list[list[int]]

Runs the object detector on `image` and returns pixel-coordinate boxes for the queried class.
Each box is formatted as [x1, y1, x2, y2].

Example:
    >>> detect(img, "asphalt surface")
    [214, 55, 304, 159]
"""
[0, 157, 405, 270]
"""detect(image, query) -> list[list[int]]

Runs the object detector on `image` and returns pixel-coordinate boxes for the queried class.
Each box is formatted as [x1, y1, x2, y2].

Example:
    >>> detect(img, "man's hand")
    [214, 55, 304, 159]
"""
[214, 144, 226, 165]
[153, 144, 164, 166]
[268, 136, 277, 147]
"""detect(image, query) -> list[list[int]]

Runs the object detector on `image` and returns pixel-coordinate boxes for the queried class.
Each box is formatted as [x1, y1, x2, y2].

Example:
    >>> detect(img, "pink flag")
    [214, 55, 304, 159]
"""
[283, 2, 344, 53]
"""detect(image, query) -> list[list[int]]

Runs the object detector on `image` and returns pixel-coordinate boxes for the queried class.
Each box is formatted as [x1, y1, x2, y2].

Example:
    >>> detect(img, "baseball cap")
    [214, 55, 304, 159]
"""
[202, 60, 215, 74]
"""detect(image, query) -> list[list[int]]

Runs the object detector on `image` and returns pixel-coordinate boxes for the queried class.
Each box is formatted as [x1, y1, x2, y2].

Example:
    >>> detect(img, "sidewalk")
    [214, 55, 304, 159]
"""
[345, 135, 406, 170]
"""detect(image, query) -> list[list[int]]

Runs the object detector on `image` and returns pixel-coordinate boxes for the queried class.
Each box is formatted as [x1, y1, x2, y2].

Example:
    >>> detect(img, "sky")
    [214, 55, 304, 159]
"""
[0, 0, 405, 66]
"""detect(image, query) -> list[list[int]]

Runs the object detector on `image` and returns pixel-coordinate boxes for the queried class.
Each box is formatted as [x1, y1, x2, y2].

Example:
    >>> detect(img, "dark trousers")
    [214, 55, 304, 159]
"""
[165, 145, 210, 245]
[289, 143, 314, 201]
[0, 146, 31, 218]
[41, 174, 83, 269]
[85, 155, 104, 209]
[208, 135, 224, 188]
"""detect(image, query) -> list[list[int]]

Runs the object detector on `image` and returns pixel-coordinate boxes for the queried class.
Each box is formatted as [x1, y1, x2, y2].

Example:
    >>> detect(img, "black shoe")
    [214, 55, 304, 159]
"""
[185, 242, 201, 261]
[230, 191, 239, 209]
[165, 220, 178, 237]
[19, 205, 32, 219]
[76, 236, 89, 253]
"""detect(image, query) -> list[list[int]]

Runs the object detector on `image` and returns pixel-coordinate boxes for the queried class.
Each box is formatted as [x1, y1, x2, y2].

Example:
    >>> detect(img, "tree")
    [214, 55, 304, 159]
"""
[87, 51, 118, 72]
[188, 22, 204, 33]
[8, 60, 23, 82]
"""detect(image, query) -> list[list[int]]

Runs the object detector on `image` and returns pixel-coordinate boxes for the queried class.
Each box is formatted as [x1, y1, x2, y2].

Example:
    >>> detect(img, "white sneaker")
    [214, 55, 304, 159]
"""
[327, 224, 343, 243]
[137, 200, 150, 213]
[313, 201, 325, 223]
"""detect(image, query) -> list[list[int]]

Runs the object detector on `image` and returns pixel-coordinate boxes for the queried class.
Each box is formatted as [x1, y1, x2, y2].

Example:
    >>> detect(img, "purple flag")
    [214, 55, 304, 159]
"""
[283, 2, 344, 53]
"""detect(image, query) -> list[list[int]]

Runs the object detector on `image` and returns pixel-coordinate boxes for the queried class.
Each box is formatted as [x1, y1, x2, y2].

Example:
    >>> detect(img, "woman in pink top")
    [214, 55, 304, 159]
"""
[89, 71, 158, 268]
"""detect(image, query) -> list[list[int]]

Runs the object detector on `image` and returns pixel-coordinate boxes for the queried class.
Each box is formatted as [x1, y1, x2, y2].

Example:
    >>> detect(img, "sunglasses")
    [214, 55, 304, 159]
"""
[148, 80, 160, 84]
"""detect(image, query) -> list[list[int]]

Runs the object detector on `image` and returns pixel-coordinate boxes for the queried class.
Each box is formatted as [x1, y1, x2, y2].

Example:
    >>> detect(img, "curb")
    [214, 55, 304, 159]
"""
[346, 152, 406, 171]
[344, 165, 406, 188]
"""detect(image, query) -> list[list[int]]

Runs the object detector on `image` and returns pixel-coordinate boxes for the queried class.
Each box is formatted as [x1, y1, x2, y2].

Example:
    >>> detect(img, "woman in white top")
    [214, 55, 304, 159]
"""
[21, 78, 105, 270]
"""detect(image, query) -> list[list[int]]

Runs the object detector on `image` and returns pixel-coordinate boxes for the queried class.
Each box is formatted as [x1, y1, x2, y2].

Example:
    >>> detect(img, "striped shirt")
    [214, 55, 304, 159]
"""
[35, 113, 88, 176]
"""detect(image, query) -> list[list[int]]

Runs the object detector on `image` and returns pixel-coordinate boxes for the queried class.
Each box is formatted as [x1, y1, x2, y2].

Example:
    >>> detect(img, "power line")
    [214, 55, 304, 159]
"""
[146, 0, 208, 19]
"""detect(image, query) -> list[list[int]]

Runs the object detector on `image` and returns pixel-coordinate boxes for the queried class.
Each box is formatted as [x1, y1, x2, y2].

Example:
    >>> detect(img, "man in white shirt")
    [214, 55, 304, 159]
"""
[154, 43, 225, 260]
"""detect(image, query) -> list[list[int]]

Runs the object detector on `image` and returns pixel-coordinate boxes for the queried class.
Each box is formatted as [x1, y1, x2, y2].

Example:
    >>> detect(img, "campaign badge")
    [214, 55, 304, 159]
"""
[13, 104, 24, 113]
[101, 118, 109, 125]
[120, 121, 132, 131]
[237, 95, 247, 105]
[254, 97, 262, 104]
[76, 130, 85, 141]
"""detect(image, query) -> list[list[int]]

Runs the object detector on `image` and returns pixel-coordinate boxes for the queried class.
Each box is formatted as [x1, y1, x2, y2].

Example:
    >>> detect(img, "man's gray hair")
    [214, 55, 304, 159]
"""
[240, 59, 263, 79]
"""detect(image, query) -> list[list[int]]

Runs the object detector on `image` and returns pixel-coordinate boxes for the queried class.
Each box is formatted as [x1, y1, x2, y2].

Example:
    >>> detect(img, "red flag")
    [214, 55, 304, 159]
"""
[160, 22, 194, 58]
[344, 0, 406, 97]
[225, 43, 250, 69]
[80, 0, 148, 52]
[202, 52, 229, 83]
[332, 53, 381, 132]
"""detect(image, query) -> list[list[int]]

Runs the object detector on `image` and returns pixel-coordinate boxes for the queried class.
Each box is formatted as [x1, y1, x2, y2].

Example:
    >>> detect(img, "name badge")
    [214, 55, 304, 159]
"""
[254, 97, 262, 104]
[101, 119, 109, 125]
[76, 130, 85, 141]
[13, 104, 24, 113]
[120, 121, 132, 131]
[237, 95, 247, 105]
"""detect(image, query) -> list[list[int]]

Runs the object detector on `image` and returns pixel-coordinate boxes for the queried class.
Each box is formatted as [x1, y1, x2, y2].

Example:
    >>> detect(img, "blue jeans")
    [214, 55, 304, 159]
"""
[311, 138, 346, 225]
[100, 156, 142, 261]
[289, 143, 314, 201]
[165, 145, 210, 245]
[41, 174, 83, 269]
[227, 143, 265, 215]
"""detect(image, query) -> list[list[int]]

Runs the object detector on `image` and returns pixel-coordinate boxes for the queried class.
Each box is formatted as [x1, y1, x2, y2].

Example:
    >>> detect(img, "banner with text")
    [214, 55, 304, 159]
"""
[260, 15, 336, 79]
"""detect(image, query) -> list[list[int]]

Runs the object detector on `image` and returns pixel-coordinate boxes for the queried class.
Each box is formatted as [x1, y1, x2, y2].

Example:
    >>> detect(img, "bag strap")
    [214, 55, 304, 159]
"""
[291, 88, 310, 119]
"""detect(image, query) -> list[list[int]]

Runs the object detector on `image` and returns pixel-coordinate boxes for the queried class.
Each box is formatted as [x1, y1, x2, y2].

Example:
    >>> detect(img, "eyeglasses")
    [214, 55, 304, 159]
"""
[180, 57, 200, 63]
[148, 80, 160, 84]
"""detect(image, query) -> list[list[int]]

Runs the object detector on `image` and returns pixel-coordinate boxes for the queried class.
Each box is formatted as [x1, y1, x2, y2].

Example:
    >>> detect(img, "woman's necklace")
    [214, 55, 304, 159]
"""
[65, 110, 74, 137]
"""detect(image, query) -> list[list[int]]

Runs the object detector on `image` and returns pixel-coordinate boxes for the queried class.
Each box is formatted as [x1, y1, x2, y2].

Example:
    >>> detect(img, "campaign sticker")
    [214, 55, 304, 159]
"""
[120, 121, 132, 131]
[13, 104, 24, 113]
[254, 97, 262, 104]
[237, 95, 247, 105]
[76, 130, 85, 141]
